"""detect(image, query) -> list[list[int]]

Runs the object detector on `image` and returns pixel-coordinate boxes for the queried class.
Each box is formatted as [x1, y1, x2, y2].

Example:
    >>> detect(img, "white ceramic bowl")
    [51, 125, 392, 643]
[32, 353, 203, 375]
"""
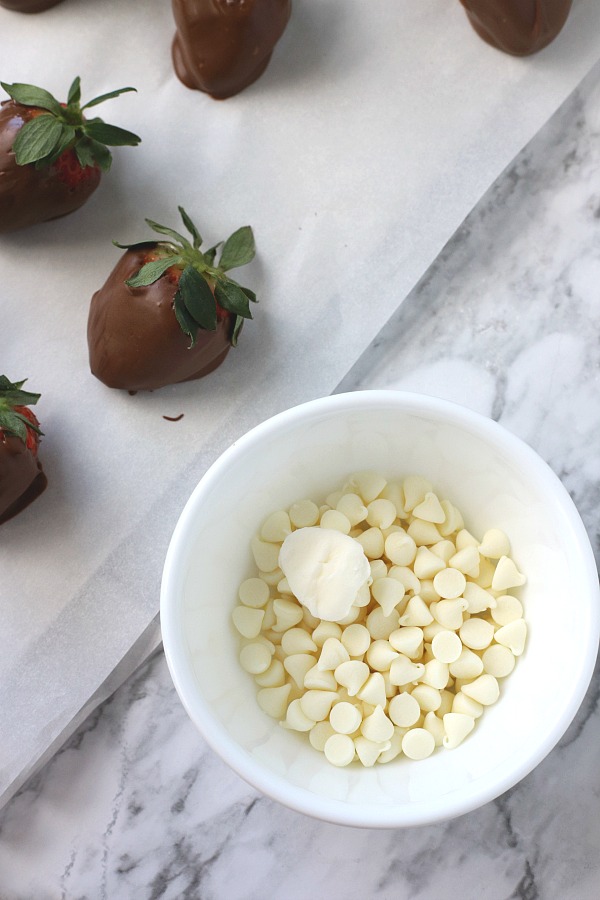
[161, 391, 599, 827]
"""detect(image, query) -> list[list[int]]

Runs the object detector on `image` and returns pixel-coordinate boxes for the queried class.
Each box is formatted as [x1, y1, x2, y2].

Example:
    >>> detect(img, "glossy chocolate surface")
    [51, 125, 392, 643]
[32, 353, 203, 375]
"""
[0, 0, 63, 10]
[88, 247, 233, 392]
[171, 0, 292, 99]
[460, 0, 572, 56]
[0, 434, 47, 525]
[0, 101, 101, 233]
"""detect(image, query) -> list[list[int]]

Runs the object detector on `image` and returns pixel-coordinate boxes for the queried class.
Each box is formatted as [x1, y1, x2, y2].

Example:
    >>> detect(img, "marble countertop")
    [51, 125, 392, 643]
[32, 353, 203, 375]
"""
[1, 58, 600, 900]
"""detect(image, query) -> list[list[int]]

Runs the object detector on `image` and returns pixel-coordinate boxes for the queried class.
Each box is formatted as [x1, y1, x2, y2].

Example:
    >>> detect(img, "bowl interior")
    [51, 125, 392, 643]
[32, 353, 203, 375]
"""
[161, 393, 599, 826]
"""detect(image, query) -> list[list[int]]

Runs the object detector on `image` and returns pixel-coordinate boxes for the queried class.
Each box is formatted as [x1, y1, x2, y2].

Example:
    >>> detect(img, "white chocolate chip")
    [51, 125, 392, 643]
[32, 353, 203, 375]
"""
[285, 698, 315, 732]
[408, 520, 443, 547]
[336, 493, 368, 526]
[281, 627, 317, 656]
[491, 556, 526, 591]
[350, 471, 387, 503]
[334, 659, 370, 696]
[366, 607, 400, 640]
[452, 691, 484, 719]
[432, 597, 468, 630]
[431, 630, 463, 664]
[366, 639, 400, 672]
[424, 711, 445, 746]
[330, 701, 362, 735]
[324, 733, 355, 766]
[388, 692, 421, 727]
[355, 736, 391, 767]
[239, 577, 270, 608]
[494, 619, 527, 656]
[303, 664, 338, 691]
[402, 727, 435, 760]
[443, 712, 475, 749]
[355, 527, 385, 559]
[389, 626, 424, 659]
[251, 536, 280, 572]
[361, 705, 394, 743]
[463, 582, 496, 614]
[413, 547, 446, 579]
[478, 528, 511, 559]
[317, 637, 350, 671]
[459, 618, 495, 651]
[389, 655, 425, 686]
[272, 598, 304, 632]
[411, 684, 442, 713]
[356, 672, 387, 707]
[261, 510, 292, 543]
[300, 690, 339, 722]
[385, 531, 417, 566]
[491, 595, 524, 626]
[284, 653, 317, 689]
[257, 684, 292, 719]
[448, 545, 480, 576]
[412, 491, 445, 524]
[371, 577, 405, 616]
[320, 509, 351, 534]
[232, 606, 265, 639]
[289, 499, 320, 528]
[398, 595, 434, 627]
[433, 567, 466, 600]
[239, 642, 272, 674]
[449, 647, 484, 680]
[461, 674, 500, 706]
[341, 623, 371, 656]
[312, 621, 342, 647]
[482, 644, 516, 677]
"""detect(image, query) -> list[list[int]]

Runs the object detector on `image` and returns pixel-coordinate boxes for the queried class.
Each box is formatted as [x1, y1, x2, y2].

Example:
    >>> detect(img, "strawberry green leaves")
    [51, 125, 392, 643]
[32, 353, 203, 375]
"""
[0, 376, 42, 444]
[121, 208, 257, 348]
[0, 82, 62, 115]
[219, 226, 255, 271]
[12, 115, 66, 166]
[1, 77, 140, 172]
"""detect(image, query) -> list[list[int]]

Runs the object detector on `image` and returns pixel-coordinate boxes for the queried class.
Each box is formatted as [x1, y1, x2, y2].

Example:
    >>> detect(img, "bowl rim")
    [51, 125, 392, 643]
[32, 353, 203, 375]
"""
[161, 390, 600, 827]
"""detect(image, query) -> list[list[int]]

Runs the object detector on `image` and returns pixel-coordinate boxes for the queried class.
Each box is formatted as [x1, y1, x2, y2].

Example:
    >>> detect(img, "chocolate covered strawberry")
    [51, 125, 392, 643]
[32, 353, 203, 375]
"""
[0, 77, 140, 232]
[88, 208, 257, 391]
[459, 0, 572, 56]
[0, 376, 47, 524]
[171, 0, 292, 99]
[0, 0, 64, 10]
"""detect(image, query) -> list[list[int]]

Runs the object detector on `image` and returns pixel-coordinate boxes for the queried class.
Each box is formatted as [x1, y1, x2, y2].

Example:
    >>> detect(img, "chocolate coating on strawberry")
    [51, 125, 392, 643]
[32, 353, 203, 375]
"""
[88, 209, 257, 392]
[0, 376, 46, 525]
[171, 0, 292, 99]
[0, 77, 140, 233]
[459, 0, 572, 56]
[0, 0, 64, 10]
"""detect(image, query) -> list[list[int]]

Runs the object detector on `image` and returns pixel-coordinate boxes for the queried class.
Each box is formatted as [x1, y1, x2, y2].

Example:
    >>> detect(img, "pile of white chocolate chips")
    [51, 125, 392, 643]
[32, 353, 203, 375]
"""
[232, 473, 527, 767]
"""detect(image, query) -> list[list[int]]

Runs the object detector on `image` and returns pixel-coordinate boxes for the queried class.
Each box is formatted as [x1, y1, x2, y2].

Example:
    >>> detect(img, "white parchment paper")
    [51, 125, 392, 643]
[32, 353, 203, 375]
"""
[1, 0, 599, 806]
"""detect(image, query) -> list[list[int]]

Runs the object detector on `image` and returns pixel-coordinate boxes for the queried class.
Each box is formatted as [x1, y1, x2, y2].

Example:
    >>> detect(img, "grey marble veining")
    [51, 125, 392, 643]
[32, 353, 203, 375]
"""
[1, 60, 600, 900]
